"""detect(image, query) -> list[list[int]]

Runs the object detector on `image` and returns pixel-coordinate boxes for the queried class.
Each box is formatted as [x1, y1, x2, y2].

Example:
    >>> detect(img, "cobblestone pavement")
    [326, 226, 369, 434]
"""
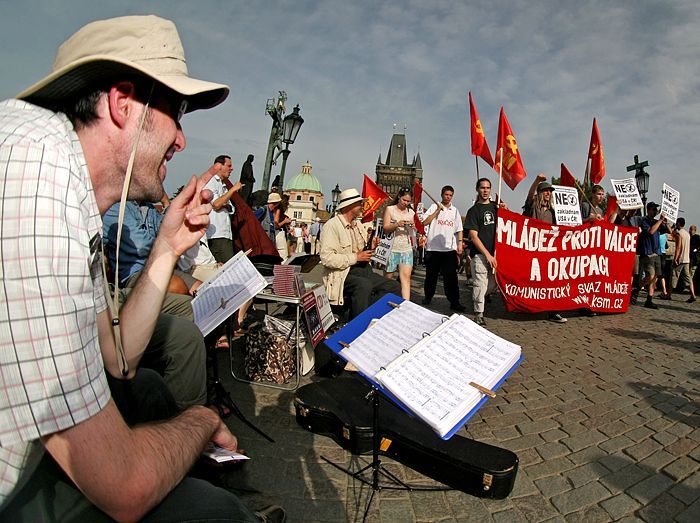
[215, 266, 699, 522]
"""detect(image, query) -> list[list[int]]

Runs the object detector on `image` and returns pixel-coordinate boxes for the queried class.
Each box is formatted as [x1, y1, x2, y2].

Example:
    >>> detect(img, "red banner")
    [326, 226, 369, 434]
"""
[495, 209, 637, 313]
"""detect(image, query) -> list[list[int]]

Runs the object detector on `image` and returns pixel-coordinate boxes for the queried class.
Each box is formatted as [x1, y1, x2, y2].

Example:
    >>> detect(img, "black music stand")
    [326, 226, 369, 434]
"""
[206, 324, 274, 443]
[320, 384, 450, 522]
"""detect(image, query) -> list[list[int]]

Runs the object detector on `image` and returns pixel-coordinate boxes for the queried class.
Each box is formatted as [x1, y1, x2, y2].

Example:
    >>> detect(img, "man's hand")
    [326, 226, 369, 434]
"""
[457, 242, 464, 255]
[536, 173, 547, 182]
[229, 181, 243, 193]
[356, 250, 374, 262]
[210, 418, 239, 452]
[157, 164, 220, 256]
[486, 253, 497, 269]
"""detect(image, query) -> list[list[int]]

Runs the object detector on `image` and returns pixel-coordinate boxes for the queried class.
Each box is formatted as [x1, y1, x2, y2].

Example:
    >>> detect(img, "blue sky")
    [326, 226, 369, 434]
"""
[2, 0, 698, 225]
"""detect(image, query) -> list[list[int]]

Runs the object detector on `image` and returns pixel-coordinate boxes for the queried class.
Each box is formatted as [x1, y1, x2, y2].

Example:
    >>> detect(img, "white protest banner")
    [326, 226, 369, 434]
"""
[610, 177, 643, 210]
[551, 185, 582, 226]
[660, 183, 680, 223]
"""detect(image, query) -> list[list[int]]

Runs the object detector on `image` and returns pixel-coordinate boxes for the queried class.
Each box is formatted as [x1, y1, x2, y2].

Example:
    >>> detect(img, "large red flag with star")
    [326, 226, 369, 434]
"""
[361, 174, 389, 223]
[469, 92, 494, 167]
[588, 118, 606, 185]
[560, 163, 576, 188]
[493, 107, 527, 190]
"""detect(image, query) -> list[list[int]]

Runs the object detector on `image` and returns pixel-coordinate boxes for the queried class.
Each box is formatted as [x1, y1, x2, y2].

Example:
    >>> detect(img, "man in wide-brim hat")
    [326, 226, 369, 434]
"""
[0, 15, 282, 522]
[319, 188, 400, 320]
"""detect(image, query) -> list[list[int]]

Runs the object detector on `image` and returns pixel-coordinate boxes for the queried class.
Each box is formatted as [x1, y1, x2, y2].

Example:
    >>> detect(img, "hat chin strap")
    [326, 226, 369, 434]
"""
[102, 80, 156, 377]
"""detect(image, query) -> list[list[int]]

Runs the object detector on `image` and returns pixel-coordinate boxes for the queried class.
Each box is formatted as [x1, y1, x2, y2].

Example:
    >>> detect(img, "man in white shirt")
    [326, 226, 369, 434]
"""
[204, 154, 241, 263]
[422, 185, 466, 312]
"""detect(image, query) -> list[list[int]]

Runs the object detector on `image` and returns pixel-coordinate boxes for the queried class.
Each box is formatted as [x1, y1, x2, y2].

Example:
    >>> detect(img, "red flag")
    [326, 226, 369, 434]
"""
[560, 163, 576, 188]
[361, 174, 389, 223]
[588, 118, 606, 185]
[468, 92, 494, 167]
[493, 107, 527, 190]
[412, 179, 425, 234]
[604, 195, 618, 220]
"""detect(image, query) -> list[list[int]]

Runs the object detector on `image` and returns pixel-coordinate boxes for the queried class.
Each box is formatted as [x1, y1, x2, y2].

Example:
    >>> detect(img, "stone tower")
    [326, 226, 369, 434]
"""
[375, 132, 423, 198]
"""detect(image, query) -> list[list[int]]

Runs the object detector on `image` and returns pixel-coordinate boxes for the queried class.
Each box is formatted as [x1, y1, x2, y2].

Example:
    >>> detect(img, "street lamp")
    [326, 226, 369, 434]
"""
[331, 184, 341, 213]
[278, 105, 305, 190]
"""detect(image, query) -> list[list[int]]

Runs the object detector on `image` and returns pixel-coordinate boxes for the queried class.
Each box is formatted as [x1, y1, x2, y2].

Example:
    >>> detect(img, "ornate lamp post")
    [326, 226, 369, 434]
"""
[331, 184, 341, 213]
[627, 155, 650, 208]
[277, 105, 305, 191]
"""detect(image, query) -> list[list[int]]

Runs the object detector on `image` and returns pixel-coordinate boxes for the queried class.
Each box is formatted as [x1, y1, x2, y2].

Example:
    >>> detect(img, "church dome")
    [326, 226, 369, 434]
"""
[286, 162, 322, 193]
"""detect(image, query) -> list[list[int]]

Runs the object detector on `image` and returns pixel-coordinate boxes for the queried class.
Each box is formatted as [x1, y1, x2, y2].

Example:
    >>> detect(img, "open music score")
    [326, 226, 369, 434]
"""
[192, 250, 267, 336]
[336, 299, 522, 439]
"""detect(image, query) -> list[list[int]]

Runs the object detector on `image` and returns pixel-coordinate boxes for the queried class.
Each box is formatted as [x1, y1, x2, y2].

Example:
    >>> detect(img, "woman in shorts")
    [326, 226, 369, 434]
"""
[382, 188, 415, 299]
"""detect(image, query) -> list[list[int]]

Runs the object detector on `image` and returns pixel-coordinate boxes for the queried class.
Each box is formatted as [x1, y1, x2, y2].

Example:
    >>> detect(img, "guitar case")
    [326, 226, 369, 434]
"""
[294, 376, 518, 499]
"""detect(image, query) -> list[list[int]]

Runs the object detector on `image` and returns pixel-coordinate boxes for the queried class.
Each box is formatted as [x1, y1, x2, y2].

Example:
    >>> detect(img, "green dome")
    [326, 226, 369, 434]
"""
[286, 162, 322, 193]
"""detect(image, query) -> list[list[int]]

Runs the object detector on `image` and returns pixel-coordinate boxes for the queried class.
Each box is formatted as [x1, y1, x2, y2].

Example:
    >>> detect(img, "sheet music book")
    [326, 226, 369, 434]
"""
[192, 251, 267, 336]
[333, 296, 522, 439]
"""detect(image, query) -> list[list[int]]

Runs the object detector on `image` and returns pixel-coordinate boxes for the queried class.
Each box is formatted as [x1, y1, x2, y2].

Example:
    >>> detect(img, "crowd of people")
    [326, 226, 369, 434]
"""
[321, 175, 698, 328]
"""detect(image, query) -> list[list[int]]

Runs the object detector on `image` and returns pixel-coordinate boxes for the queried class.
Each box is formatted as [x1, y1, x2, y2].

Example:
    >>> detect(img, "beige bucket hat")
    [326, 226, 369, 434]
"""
[267, 192, 282, 204]
[17, 15, 229, 112]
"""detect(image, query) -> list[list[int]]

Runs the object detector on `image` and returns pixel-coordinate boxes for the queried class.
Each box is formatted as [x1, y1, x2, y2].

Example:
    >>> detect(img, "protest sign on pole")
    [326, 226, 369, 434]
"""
[495, 209, 637, 313]
[660, 183, 680, 223]
[610, 178, 643, 210]
[551, 185, 582, 226]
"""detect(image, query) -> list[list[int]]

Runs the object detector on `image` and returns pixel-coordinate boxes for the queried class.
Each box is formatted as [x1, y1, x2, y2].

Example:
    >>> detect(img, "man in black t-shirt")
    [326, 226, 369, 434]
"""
[465, 177, 504, 326]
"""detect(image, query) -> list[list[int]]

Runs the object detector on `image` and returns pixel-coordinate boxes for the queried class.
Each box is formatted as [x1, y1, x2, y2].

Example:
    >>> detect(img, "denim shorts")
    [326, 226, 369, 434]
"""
[386, 250, 413, 273]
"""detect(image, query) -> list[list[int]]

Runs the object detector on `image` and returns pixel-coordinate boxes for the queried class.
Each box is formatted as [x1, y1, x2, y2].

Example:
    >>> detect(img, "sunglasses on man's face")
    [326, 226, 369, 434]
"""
[152, 90, 188, 123]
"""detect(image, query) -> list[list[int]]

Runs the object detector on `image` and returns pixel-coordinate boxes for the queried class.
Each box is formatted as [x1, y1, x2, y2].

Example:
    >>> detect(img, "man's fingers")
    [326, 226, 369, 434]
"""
[173, 175, 198, 205]
[198, 163, 222, 189]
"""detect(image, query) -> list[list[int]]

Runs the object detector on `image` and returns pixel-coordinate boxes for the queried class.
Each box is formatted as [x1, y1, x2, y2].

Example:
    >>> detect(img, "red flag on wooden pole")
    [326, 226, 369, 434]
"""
[468, 92, 494, 167]
[493, 107, 527, 190]
[361, 174, 389, 223]
[588, 118, 606, 185]
[412, 179, 425, 234]
[560, 163, 576, 188]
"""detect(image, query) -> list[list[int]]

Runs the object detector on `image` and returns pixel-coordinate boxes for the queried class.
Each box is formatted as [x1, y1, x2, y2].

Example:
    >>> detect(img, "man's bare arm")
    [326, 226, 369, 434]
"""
[101, 166, 217, 378]
[43, 400, 234, 522]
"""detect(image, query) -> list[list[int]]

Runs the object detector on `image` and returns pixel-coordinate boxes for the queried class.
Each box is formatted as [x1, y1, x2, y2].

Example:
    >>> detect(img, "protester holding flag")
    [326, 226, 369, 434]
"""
[382, 188, 416, 300]
[465, 178, 508, 326]
[422, 185, 466, 312]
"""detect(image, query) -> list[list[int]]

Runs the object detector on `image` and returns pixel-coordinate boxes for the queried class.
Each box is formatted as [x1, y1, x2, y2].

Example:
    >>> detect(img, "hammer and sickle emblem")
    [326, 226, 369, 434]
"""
[591, 143, 599, 155]
[475, 119, 484, 135]
[506, 135, 518, 155]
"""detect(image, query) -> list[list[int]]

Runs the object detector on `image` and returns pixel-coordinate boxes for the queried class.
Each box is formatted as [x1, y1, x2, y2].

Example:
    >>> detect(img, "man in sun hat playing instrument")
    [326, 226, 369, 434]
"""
[319, 187, 400, 319]
[0, 15, 283, 522]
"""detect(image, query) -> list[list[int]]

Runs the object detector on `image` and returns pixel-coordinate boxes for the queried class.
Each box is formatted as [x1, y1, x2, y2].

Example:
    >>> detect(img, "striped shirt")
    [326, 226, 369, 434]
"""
[0, 100, 110, 509]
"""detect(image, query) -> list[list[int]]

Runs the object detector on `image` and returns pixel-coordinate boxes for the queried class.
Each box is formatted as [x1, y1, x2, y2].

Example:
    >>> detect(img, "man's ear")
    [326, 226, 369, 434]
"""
[107, 81, 138, 129]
